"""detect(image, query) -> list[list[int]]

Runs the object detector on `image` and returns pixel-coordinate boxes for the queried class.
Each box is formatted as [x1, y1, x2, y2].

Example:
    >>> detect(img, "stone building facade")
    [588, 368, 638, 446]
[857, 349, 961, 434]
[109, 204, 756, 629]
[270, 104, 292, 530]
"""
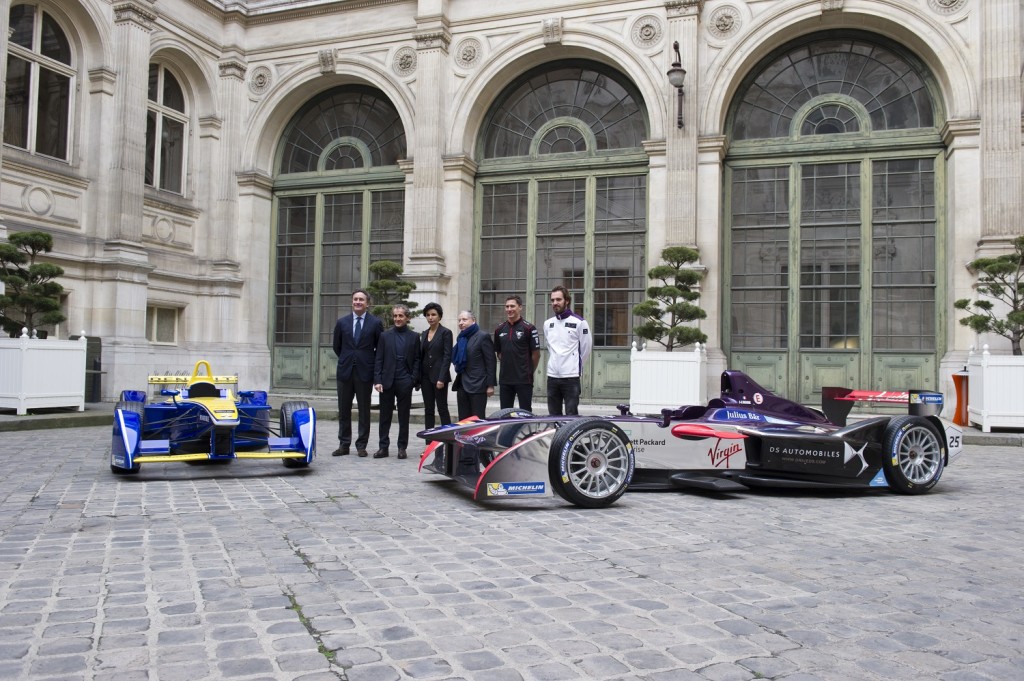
[1, 0, 1021, 404]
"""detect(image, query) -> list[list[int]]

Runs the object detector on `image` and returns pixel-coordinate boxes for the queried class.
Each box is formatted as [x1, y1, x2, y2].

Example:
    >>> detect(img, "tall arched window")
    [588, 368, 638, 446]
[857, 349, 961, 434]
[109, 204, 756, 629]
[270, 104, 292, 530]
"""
[3, 4, 74, 161]
[477, 61, 649, 400]
[145, 64, 188, 194]
[272, 86, 407, 390]
[725, 33, 944, 403]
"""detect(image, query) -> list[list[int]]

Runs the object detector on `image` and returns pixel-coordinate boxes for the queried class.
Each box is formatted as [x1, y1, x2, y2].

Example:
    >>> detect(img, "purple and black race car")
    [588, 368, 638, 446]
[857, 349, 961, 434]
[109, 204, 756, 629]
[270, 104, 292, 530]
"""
[417, 370, 964, 508]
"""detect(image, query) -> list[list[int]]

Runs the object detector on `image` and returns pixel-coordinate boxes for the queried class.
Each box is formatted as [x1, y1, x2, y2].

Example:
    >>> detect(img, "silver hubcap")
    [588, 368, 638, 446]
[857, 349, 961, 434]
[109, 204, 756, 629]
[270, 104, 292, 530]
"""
[897, 425, 942, 484]
[566, 430, 630, 499]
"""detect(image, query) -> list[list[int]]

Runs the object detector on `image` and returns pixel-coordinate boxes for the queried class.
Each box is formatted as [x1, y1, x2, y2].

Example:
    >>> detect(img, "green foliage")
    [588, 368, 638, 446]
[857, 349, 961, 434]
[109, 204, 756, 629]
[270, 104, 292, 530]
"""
[366, 260, 419, 328]
[0, 231, 67, 337]
[633, 245, 707, 351]
[954, 235, 1024, 356]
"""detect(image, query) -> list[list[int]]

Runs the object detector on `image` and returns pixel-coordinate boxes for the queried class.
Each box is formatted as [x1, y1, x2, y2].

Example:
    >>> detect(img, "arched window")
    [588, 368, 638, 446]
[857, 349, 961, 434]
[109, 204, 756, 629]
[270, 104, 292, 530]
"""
[3, 4, 74, 161]
[271, 86, 407, 390]
[145, 64, 188, 194]
[477, 61, 649, 400]
[725, 33, 944, 402]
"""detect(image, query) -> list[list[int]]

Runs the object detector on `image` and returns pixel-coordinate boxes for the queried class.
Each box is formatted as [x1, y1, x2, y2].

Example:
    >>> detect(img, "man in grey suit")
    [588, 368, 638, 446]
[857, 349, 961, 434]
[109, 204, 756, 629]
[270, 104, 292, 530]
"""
[373, 305, 421, 459]
[452, 310, 496, 420]
[332, 290, 382, 457]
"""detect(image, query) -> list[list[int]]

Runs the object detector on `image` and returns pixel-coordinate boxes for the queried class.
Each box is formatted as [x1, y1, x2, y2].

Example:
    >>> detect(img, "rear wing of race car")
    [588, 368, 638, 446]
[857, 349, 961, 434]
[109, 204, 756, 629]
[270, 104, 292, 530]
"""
[821, 387, 944, 427]
[143, 360, 240, 400]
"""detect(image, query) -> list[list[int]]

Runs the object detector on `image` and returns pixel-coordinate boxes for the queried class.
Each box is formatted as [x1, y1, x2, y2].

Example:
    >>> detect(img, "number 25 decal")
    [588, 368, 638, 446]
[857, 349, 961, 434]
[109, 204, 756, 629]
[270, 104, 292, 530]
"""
[948, 434, 961, 448]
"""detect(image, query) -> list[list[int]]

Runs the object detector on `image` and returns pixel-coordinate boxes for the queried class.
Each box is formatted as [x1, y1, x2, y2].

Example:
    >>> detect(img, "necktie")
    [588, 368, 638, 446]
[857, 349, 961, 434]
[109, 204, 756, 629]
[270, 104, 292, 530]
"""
[354, 316, 363, 344]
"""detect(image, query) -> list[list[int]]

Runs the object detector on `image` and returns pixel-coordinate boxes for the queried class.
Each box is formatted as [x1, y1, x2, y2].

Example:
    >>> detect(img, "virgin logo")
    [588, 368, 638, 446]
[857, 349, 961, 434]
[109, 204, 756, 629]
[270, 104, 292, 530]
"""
[708, 440, 742, 468]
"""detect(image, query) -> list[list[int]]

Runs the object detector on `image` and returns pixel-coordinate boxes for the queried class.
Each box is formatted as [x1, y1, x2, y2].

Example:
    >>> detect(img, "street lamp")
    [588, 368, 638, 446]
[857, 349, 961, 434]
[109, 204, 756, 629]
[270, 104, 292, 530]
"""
[666, 40, 686, 129]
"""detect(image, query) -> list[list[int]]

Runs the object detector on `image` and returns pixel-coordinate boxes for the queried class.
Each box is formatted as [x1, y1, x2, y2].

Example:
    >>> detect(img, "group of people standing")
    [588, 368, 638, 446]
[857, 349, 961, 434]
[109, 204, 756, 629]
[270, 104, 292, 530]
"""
[331, 286, 593, 461]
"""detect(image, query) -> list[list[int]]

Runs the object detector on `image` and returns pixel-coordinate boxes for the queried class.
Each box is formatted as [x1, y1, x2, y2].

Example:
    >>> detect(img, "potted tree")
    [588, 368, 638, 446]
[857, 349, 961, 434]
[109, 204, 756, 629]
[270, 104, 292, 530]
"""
[0, 231, 87, 415]
[955, 235, 1024, 431]
[366, 260, 419, 328]
[629, 245, 708, 414]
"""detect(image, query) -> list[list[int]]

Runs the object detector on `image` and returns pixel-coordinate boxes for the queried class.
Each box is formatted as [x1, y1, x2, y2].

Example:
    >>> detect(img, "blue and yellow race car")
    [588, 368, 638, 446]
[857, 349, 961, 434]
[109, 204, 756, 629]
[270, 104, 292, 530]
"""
[110, 360, 315, 474]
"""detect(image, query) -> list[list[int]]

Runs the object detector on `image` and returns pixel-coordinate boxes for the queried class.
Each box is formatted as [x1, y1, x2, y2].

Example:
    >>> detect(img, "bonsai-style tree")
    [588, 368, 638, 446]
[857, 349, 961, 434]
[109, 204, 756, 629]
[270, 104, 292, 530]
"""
[633, 245, 707, 351]
[366, 259, 419, 328]
[0, 231, 67, 338]
[954, 235, 1024, 356]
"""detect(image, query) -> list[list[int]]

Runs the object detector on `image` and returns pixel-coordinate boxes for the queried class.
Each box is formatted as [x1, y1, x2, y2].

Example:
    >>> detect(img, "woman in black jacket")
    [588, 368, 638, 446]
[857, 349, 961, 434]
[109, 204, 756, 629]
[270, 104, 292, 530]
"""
[419, 302, 453, 429]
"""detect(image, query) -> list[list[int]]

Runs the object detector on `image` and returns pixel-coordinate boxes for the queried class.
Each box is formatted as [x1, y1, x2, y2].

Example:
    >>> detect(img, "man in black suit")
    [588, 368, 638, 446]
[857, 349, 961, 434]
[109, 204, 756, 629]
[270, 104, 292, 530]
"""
[373, 304, 421, 459]
[453, 310, 496, 420]
[332, 289, 382, 457]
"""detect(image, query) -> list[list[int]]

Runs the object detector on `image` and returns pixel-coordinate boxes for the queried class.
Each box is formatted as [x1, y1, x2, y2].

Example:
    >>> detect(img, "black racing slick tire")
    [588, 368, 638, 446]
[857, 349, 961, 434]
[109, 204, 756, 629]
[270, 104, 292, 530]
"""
[488, 409, 547, 449]
[547, 417, 635, 508]
[882, 416, 944, 494]
[488, 408, 535, 420]
[279, 401, 310, 438]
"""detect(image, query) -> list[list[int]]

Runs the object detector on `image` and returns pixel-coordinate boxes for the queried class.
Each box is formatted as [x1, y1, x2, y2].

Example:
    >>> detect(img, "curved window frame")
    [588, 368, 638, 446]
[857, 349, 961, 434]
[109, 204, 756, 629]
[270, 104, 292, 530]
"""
[145, 63, 189, 195]
[3, 3, 76, 162]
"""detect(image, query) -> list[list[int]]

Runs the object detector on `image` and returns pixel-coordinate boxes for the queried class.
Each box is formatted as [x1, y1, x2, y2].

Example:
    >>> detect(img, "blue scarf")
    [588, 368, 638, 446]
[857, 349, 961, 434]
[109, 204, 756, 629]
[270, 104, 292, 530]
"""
[453, 323, 478, 374]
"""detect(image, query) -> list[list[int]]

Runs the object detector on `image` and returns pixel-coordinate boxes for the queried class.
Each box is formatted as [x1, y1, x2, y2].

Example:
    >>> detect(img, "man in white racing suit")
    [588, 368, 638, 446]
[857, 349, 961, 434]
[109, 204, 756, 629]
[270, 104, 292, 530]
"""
[543, 285, 593, 415]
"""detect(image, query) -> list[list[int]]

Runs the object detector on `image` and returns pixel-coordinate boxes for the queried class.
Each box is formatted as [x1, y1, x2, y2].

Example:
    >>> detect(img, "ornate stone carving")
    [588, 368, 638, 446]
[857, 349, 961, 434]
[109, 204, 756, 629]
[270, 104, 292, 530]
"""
[542, 17, 563, 45]
[822, 0, 843, 11]
[665, 0, 704, 19]
[415, 30, 451, 51]
[219, 59, 246, 81]
[928, 0, 967, 14]
[318, 49, 335, 74]
[454, 38, 481, 69]
[631, 15, 663, 49]
[248, 66, 272, 95]
[393, 46, 417, 76]
[708, 6, 741, 39]
[112, 1, 156, 27]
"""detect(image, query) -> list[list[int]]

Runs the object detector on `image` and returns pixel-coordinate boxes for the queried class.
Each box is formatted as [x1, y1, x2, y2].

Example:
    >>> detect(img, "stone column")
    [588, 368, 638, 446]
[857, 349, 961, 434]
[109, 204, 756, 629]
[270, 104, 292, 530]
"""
[407, 16, 450, 275]
[1, 1, 12, 242]
[979, 0, 1023, 241]
[214, 56, 246, 267]
[663, 0, 703, 247]
[108, 0, 156, 245]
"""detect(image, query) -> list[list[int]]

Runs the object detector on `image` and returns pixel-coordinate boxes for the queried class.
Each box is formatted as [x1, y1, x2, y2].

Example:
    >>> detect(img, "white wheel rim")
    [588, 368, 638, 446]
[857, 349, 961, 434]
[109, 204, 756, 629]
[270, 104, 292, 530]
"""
[897, 425, 942, 484]
[565, 429, 631, 499]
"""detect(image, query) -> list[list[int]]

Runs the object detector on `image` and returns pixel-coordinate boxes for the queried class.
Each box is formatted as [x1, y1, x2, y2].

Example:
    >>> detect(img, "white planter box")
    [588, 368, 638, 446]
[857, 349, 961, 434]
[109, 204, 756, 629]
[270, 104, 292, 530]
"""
[0, 333, 87, 415]
[967, 346, 1024, 432]
[629, 342, 707, 416]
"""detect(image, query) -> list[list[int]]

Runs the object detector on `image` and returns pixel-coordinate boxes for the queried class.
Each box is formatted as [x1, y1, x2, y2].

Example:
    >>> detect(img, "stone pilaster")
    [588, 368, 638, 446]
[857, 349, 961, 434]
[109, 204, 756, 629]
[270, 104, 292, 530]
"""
[979, 0, 1023, 239]
[1, 3, 12, 242]
[214, 56, 246, 265]
[407, 20, 450, 273]
[108, 0, 156, 243]
[664, 0, 703, 247]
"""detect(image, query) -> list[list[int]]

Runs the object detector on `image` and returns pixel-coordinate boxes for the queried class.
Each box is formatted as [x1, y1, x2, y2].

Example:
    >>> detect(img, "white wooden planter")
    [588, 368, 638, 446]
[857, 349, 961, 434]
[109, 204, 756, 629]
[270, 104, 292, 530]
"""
[0, 331, 87, 415]
[967, 345, 1024, 432]
[629, 342, 707, 416]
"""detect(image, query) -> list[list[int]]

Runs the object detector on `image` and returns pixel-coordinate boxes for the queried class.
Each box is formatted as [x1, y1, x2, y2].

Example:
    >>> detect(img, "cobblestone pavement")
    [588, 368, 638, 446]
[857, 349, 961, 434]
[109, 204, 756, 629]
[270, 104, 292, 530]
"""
[1, 423, 1022, 681]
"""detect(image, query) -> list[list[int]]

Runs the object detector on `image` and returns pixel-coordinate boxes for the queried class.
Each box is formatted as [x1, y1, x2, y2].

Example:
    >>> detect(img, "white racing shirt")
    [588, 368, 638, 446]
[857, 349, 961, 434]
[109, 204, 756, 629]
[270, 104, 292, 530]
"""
[544, 310, 593, 378]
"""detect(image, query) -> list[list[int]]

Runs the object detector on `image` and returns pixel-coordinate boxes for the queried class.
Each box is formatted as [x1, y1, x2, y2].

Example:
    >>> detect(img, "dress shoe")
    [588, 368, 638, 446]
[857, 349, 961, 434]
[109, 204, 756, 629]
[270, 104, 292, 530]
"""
[397, 449, 408, 459]
[373, 448, 389, 459]
[332, 447, 350, 457]
[357, 449, 368, 457]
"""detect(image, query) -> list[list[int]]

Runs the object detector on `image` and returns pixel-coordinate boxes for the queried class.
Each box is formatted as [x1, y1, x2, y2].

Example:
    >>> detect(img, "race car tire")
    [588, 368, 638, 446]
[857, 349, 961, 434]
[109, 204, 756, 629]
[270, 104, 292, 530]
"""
[547, 417, 635, 509]
[488, 408, 535, 420]
[882, 415, 944, 494]
[112, 401, 144, 474]
[488, 408, 539, 448]
[279, 401, 310, 438]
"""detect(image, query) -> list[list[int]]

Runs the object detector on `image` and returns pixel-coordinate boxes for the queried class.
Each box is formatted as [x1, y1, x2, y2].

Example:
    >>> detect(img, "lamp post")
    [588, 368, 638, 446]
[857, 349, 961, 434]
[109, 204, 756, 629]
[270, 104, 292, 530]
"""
[666, 41, 686, 129]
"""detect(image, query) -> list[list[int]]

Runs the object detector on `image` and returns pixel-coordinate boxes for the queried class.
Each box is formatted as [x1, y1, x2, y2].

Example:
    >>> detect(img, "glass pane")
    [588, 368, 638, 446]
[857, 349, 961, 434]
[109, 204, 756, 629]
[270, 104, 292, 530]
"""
[35, 67, 70, 160]
[320, 193, 362, 344]
[872, 158, 936, 350]
[595, 176, 646, 347]
[799, 163, 861, 349]
[162, 70, 185, 112]
[369, 189, 404, 261]
[9, 5, 34, 49]
[275, 196, 316, 344]
[324, 145, 364, 170]
[480, 183, 529, 332]
[538, 126, 586, 155]
[730, 167, 790, 350]
[159, 117, 185, 193]
[3, 56, 30, 148]
[145, 111, 156, 186]
[40, 12, 71, 65]
[148, 64, 159, 102]
[535, 179, 586, 329]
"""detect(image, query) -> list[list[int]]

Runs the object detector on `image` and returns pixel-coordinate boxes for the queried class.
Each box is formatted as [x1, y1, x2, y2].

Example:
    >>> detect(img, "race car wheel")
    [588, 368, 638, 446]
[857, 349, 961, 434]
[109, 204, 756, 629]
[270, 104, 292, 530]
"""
[547, 417, 634, 508]
[112, 401, 143, 474]
[882, 416, 944, 494]
[279, 401, 310, 438]
[488, 408, 535, 420]
[488, 408, 545, 448]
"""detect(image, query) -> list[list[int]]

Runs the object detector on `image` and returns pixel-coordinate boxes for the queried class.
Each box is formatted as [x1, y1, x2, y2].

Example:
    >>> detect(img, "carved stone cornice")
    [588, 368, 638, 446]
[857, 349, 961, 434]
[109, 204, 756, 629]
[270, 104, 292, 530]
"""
[414, 29, 451, 52]
[665, 0, 704, 19]
[219, 59, 247, 80]
[88, 68, 117, 96]
[113, 1, 158, 28]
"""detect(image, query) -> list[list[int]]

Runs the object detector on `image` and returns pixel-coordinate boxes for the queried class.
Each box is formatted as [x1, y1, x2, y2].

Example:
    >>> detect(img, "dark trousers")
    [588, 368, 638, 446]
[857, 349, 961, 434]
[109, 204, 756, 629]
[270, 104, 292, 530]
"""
[338, 374, 373, 449]
[499, 384, 533, 412]
[421, 381, 451, 430]
[457, 390, 489, 421]
[378, 380, 413, 450]
[546, 376, 581, 416]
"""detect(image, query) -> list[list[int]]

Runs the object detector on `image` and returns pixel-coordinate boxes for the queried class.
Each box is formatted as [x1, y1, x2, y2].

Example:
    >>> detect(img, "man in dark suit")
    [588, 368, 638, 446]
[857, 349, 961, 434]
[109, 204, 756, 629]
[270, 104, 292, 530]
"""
[453, 309, 496, 420]
[332, 289, 382, 457]
[373, 304, 421, 459]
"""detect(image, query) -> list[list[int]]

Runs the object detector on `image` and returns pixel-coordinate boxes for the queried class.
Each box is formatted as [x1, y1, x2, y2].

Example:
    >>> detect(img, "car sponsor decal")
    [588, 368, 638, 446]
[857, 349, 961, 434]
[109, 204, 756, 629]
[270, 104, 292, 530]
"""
[708, 440, 743, 468]
[487, 482, 545, 496]
[869, 469, 889, 487]
[761, 438, 862, 475]
[710, 408, 767, 423]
